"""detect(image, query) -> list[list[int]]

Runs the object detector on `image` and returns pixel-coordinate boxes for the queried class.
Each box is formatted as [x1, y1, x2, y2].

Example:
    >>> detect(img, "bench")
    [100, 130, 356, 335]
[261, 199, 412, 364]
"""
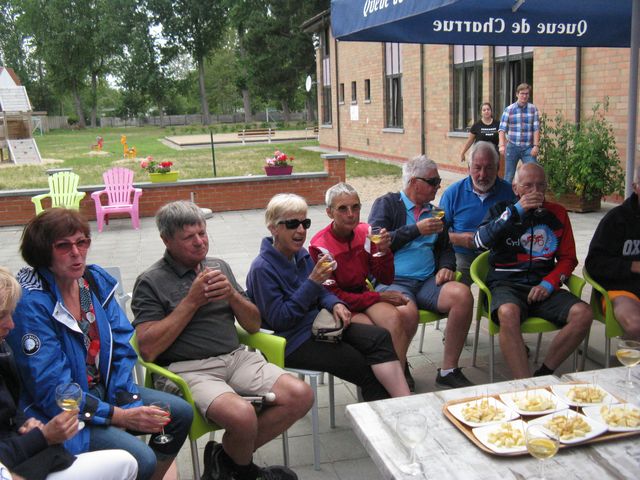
[237, 128, 274, 144]
[305, 125, 319, 140]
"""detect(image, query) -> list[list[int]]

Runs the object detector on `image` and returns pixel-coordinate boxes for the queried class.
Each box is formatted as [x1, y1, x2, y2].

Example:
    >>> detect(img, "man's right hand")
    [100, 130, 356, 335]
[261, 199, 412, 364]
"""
[379, 291, 410, 306]
[416, 217, 443, 236]
[517, 191, 544, 212]
[41, 411, 79, 445]
[112, 406, 168, 433]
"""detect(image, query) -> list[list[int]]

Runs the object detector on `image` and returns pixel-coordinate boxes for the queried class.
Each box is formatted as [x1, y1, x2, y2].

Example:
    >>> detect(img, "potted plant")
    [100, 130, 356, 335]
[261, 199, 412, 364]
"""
[538, 99, 624, 212]
[141, 156, 179, 183]
[264, 150, 294, 176]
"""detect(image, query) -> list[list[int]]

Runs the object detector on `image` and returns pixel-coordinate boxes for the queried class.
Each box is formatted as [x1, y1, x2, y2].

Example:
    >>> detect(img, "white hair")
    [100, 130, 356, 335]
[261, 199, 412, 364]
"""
[402, 155, 437, 189]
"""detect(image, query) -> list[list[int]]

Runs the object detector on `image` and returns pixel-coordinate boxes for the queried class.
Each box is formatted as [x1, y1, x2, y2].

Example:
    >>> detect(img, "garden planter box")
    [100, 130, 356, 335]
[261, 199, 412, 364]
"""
[264, 165, 293, 176]
[149, 172, 179, 183]
[550, 192, 601, 213]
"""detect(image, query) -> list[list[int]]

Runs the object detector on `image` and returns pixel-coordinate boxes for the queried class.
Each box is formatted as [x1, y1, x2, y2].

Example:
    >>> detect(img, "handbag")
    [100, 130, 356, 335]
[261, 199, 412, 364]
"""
[311, 309, 344, 343]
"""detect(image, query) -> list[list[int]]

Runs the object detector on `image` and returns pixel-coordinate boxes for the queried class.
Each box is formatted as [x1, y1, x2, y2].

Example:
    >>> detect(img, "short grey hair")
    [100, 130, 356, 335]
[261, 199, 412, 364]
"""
[0, 266, 20, 313]
[402, 155, 438, 189]
[156, 201, 206, 240]
[325, 183, 359, 208]
[469, 141, 499, 167]
[265, 193, 308, 228]
[513, 162, 546, 185]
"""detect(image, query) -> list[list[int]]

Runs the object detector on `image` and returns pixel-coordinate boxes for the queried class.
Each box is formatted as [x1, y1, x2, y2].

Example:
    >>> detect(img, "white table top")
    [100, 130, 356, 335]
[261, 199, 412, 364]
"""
[346, 367, 640, 479]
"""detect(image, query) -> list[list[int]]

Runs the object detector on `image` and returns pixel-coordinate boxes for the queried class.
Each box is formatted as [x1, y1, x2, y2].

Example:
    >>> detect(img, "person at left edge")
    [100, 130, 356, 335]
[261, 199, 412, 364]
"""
[8, 208, 192, 480]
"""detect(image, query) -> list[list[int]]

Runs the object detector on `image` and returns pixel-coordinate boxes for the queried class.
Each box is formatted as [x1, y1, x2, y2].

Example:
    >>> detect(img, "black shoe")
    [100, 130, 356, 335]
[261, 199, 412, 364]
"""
[255, 465, 298, 480]
[202, 441, 235, 480]
[404, 363, 416, 392]
[435, 368, 474, 389]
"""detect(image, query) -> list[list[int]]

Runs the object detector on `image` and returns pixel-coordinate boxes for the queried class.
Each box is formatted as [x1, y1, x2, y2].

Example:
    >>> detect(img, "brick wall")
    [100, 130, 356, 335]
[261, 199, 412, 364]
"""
[0, 156, 346, 227]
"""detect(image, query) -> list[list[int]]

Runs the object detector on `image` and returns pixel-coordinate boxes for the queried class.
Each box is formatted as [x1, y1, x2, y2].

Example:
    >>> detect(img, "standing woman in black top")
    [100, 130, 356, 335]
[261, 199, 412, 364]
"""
[460, 102, 502, 173]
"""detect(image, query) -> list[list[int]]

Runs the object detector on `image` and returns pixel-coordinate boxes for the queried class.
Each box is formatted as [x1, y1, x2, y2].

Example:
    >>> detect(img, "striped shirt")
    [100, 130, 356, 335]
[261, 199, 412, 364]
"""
[499, 101, 540, 147]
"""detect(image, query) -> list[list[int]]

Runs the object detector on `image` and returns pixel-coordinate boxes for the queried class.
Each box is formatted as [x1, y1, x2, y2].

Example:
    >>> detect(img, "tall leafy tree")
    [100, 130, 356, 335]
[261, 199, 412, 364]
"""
[242, 0, 328, 121]
[147, 0, 229, 124]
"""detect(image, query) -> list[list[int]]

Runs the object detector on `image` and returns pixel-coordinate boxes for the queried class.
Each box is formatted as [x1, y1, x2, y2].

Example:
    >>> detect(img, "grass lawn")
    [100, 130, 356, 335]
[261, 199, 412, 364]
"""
[0, 126, 401, 190]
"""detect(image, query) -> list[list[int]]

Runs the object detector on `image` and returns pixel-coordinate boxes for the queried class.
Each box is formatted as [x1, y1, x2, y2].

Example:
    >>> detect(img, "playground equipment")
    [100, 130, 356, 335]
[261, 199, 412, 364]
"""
[120, 135, 137, 159]
[0, 70, 42, 164]
[91, 136, 104, 151]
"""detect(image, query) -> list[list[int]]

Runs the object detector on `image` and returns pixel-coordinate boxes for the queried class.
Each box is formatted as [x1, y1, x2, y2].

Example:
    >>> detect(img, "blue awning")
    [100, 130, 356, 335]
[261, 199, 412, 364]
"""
[331, 0, 632, 47]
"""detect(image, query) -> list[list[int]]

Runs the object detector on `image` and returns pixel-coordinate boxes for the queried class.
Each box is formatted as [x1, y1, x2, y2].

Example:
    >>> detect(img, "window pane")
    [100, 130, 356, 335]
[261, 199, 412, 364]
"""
[322, 86, 332, 124]
[351, 81, 357, 102]
[365, 79, 371, 101]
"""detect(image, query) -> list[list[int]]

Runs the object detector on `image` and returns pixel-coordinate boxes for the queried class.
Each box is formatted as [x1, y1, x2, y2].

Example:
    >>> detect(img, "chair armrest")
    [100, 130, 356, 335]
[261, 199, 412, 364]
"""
[132, 188, 143, 201]
[31, 193, 49, 203]
[91, 190, 107, 204]
[236, 325, 286, 368]
[566, 274, 586, 298]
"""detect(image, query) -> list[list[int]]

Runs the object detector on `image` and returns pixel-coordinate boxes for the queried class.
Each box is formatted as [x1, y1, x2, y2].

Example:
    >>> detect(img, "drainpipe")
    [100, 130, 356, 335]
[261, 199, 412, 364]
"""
[575, 47, 582, 127]
[334, 37, 341, 152]
[420, 44, 426, 155]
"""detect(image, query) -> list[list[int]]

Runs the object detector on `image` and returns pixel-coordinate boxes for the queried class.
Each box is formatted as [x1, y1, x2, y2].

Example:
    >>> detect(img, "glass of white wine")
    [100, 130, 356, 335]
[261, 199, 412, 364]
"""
[431, 207, 445, 221]
[55, 382, 84, 430]
[151, 401, 173, 444]
[526, 424, 559, 480]
[396, 412, 427, 476]
[616, 338, 640, 389]
[320, 253, 337, 286]
[368, 226, 386, 257]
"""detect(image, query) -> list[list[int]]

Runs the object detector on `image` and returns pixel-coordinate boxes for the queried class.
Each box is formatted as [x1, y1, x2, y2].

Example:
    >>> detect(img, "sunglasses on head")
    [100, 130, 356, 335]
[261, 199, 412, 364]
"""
[53, 237, 92, 254]
[278, 218, 312, 230]
[415, 176, 442, 187]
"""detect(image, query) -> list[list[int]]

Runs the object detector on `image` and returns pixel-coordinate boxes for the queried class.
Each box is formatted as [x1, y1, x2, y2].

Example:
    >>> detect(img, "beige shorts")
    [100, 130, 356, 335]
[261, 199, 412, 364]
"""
[154, 347, 285, 418]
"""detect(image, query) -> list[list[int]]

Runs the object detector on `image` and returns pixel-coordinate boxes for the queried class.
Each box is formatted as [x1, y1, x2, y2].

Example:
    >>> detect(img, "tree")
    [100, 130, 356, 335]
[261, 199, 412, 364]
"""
[241, 0, 329, 121]
[147, 0, 229, 124]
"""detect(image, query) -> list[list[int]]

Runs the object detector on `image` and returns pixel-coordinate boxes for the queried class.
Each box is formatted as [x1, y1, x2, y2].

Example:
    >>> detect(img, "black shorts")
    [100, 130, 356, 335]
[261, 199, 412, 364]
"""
[490, 281, 583, 326]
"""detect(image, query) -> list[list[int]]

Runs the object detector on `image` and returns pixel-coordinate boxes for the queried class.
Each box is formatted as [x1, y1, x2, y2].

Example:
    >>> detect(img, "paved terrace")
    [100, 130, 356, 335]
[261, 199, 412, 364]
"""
[0, 170, 618, 479]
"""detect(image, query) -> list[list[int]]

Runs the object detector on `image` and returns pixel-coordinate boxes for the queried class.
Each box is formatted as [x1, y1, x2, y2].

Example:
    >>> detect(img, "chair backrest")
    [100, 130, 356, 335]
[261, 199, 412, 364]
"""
[103, 266, 131, 313]
[102, 167, 135, 205]
[48, 171, 82, 208]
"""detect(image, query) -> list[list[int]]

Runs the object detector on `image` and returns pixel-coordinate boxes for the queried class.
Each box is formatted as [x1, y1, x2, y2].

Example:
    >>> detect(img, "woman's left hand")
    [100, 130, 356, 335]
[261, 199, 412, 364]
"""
[332, 303, 351, 328]
[18, 417, 45, 435]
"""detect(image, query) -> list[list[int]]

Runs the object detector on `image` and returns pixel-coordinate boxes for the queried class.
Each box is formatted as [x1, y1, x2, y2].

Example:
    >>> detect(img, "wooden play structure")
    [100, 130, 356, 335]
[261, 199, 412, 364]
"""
[0, 70, 42, 165]
[120, 135, 137, 159]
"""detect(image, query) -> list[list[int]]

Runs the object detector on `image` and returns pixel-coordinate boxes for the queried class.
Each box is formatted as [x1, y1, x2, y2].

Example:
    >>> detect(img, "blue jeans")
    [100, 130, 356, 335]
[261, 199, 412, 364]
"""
[504, 144, 537, 183]
[89, 386, 193, 480]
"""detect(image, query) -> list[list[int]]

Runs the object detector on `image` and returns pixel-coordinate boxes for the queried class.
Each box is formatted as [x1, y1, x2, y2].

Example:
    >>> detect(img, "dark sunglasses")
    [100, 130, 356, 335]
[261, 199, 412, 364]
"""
[53, 237, 92, 254]
[415, 176, 442, 187]
[278, 218, 312, 230]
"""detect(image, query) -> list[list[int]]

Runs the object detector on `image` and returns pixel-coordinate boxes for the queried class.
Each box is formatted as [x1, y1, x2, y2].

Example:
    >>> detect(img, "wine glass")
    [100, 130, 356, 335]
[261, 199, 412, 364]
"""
[526, 424, 559, 480]
[151, 401, 173, 444]
[396, 412, 427, 476]
[368, 226, 386, 257]
[56, 382, 84, 430]
[616, 338, 640, 389]
[431, 206, 445, 220]
[320, 253, 337, 286]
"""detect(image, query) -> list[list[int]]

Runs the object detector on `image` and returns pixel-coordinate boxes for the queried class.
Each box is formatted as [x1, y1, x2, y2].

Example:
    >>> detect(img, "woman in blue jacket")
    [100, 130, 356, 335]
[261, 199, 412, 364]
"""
[8, 209, 192, 480]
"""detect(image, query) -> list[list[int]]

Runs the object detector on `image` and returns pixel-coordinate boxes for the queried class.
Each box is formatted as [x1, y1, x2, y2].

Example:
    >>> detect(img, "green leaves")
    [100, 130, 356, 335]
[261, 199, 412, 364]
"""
[539, 99, 624, 201]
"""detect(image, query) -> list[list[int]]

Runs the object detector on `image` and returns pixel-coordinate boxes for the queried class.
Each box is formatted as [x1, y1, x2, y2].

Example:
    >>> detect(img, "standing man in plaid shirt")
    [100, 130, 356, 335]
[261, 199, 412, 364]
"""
[498, 83, 540, 183]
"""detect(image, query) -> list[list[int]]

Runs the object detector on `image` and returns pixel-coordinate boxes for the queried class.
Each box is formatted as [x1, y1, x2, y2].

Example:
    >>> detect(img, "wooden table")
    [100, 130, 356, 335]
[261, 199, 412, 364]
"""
[346, 367, 640, 479]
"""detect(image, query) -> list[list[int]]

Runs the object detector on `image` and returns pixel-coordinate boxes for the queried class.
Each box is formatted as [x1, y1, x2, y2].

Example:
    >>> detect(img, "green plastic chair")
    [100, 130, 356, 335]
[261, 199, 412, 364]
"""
[582, 268, 624, 367]
[470, 251, 587, 382]
[131, 325, 287, 479]
[416, 271, 463, 353]
[31, 171, 86, 215]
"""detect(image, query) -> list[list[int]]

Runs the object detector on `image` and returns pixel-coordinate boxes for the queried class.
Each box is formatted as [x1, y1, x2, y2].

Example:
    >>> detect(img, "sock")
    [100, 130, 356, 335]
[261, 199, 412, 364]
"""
[439, 367, 455, 376]
[534, 363, 554, 377]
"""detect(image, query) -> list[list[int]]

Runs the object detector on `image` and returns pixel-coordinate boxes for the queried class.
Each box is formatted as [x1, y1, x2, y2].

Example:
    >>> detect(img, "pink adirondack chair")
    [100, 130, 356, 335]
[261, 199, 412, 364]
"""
[91, 167, 142, 232]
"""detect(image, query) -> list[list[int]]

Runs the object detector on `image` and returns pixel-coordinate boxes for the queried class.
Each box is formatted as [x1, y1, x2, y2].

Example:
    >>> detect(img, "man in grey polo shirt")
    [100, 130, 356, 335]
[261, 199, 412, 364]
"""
[132, 201, 313, 480]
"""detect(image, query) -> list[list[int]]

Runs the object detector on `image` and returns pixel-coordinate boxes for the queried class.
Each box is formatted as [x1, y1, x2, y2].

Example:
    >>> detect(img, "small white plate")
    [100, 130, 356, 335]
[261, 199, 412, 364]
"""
[582, 403, 640, 432]
[550, 384, 617, 407]
[528, 409, 608, 444]
[500, 388, 568, 416]
[472, 419, 528, 454]
[447, 397, 519, 427]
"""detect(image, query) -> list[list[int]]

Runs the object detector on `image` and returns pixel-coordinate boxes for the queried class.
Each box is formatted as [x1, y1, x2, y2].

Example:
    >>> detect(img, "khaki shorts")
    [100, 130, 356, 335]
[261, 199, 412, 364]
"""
[154, 347, 285, 418]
